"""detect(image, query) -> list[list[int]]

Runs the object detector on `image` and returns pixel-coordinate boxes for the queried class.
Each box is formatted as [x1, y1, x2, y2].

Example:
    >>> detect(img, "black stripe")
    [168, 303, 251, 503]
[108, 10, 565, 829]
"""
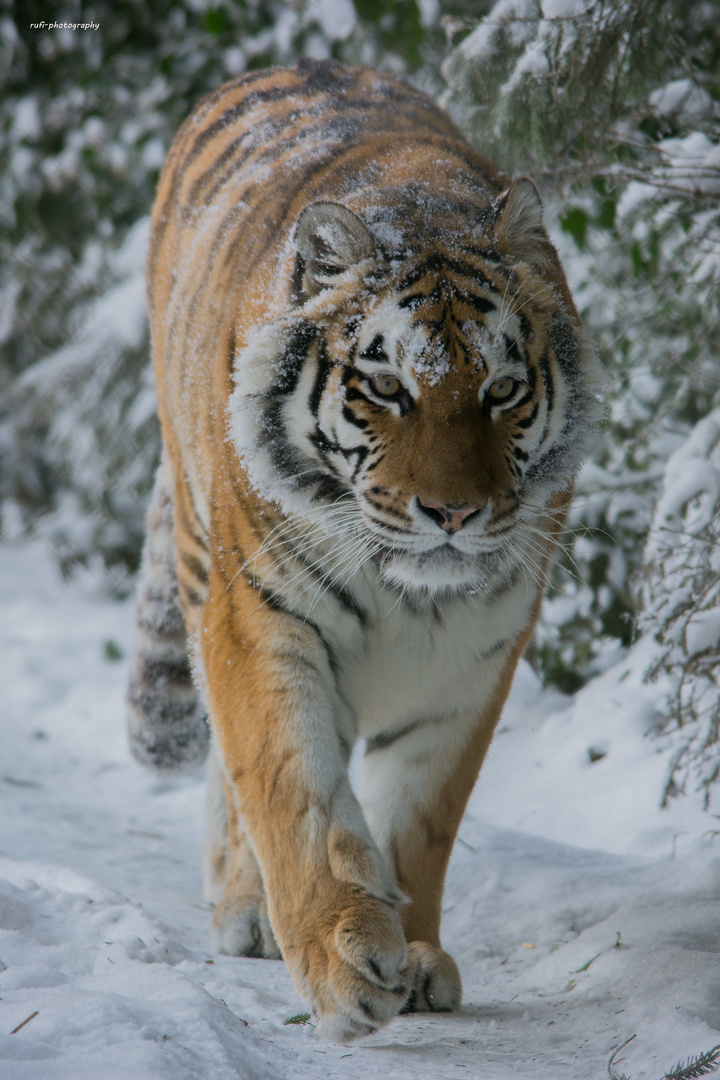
[175, 488, 209, 554]
[342, 405, 368, 430]
[364, 494, 410, 523]
[517, 404, 539, 429]
[503, 334, 523, 363]
[398, 292, 425, 311]
[135, 653, 193, 689]
[259, 400, 306, 479]
[398, 254, 498, 293]
[366, 719, 425, 753]
[449, 287, 496, 315]
[275, 540, 371, 627]
[490, 498, 519, 524]
[245, 571, 363, 662]
[185, 83, 302, 173]
[364, 453, 385, 472]
[514, 391, 535, 415]
[276, 322, 318, 396]
[459, 244, 502, 262]
[197, 135, 270, 211]
[309, 338, 333, 417]
[310, 474, 351, 503]
[180, 582, 205, 608]
[360, 334, 388, 362]
[342, 443, 369, 481]
[179, 549, 209, 587]
[344, 385, 377, 407]
[537, 348, 554, 446]
[309, 425, 341, 457]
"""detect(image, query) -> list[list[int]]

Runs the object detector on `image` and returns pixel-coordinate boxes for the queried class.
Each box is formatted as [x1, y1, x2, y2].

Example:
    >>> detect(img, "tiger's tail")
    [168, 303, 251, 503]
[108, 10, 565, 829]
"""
[127, 453, 209, 772]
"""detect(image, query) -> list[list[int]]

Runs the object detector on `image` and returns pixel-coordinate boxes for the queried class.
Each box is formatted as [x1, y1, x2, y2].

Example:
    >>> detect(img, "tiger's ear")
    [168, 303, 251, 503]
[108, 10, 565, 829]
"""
[492, 178, 554, 272]
[293, 202, 375, 300]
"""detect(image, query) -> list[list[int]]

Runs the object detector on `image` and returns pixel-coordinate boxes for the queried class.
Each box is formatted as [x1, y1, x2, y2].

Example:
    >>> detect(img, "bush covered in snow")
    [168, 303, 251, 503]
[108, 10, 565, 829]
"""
[641, 411, 720, 808]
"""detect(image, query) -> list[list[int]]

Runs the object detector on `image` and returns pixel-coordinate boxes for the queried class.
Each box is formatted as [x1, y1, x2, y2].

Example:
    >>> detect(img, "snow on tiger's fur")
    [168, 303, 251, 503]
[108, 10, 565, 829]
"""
[127, 59, 602, 1041]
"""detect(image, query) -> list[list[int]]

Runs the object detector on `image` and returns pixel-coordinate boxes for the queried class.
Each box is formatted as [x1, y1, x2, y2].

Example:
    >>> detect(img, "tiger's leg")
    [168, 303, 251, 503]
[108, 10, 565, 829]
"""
[359, 694, 511, 1013]
[143, 445, 280, 958]
[204, 734, 280, 958]
[127, 451, 209, 772]
[203, 735, 229, 904]
[202, 569, 409, 1039]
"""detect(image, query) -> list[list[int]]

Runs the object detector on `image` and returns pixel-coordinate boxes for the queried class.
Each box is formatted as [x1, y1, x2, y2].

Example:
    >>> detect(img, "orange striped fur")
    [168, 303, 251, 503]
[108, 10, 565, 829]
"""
[128, 60, 601, 1039]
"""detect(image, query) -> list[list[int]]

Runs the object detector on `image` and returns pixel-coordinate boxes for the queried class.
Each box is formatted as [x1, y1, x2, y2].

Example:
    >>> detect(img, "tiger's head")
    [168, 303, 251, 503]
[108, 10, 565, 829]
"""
[230, 182, 601, 594]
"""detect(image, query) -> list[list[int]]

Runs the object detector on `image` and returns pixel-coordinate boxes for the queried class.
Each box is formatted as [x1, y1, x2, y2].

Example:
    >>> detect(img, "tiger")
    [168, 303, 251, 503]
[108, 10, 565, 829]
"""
[127, 58, 601, 1041]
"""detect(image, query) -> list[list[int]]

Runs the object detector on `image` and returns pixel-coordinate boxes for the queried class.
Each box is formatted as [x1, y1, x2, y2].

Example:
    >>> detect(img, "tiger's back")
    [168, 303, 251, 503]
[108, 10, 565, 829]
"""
[131, 59, 601, 1041]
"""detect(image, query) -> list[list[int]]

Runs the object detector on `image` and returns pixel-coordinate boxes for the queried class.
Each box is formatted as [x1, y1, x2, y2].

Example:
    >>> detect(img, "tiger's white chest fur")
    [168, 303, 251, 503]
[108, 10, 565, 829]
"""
[318, 565, 535, 744]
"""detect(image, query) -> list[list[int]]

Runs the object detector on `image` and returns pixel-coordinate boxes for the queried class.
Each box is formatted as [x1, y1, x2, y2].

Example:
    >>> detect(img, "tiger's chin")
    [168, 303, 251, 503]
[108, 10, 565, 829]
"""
[378, 545, 502, 595]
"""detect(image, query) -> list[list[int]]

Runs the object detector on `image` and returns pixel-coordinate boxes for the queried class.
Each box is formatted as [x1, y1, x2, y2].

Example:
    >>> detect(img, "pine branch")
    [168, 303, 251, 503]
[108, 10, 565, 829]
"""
[283, 1012, 312, 1026]
[662, 1044, 720, 1080]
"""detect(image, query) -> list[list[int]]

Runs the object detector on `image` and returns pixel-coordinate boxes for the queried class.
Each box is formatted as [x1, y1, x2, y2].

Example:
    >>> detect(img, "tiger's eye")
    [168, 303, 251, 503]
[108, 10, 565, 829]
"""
[488, 378, 517, 401]
[371, 374, 401, 397]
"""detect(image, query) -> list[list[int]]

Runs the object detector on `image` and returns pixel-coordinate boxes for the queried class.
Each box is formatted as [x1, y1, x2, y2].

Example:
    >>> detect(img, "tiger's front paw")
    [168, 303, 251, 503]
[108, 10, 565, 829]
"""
[400, 941, 462, 1013]
[212, 892, 281, 959]
[290, 892, 409, 1041]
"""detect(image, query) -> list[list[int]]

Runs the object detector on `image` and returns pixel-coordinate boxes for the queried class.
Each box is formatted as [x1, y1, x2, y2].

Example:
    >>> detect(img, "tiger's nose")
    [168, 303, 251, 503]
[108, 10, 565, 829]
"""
[416, 497, 487, 535]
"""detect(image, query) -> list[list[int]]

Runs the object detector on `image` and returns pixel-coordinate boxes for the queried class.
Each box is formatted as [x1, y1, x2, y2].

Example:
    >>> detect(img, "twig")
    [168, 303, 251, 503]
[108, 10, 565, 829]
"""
[10, 1011, 39, 1035]
[608, 1034, 637, 1080]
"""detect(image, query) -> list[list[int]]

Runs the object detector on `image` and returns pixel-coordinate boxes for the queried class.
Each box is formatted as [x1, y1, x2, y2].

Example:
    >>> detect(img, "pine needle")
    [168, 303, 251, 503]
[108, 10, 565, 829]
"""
[283, 1012, 312, 1026]
[662, 1044, 720, 1080]
[575, 950, 602, 973]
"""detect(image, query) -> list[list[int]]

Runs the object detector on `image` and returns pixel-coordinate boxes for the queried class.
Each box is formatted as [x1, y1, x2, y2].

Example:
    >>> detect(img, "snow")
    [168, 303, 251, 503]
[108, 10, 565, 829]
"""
[513, 39, 550, 78]
[1, 542, 720, 1079]
[649, 79, 717, 120]
[685, 609, 720, 656]
[417, 0, 440, 29]
[540, 0, 582, 16]
[646, 409, 720, 561]
[454, 0, 533, 66]
[307, 0, 356, 43]
[12, 97, 40, 142]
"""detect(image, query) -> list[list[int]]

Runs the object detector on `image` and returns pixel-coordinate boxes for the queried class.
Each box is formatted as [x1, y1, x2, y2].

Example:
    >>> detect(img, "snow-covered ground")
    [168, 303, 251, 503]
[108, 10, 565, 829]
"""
[1, 542, 719, 1079]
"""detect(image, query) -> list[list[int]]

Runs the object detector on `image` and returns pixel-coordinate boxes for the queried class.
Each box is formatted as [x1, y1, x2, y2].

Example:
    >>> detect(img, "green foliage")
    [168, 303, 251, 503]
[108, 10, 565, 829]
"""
[662, 1044, 720, 1080]
[103, 638, 124, 661]
[283, 1011, 312, 1025]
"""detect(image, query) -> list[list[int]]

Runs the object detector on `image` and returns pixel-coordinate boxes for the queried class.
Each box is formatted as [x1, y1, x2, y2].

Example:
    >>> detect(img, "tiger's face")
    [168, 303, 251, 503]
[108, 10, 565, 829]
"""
[230, 188, 599, 594]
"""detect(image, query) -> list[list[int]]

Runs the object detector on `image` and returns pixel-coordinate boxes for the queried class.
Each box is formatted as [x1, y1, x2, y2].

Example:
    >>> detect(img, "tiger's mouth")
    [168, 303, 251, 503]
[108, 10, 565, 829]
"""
[374, 537, 508, 592]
